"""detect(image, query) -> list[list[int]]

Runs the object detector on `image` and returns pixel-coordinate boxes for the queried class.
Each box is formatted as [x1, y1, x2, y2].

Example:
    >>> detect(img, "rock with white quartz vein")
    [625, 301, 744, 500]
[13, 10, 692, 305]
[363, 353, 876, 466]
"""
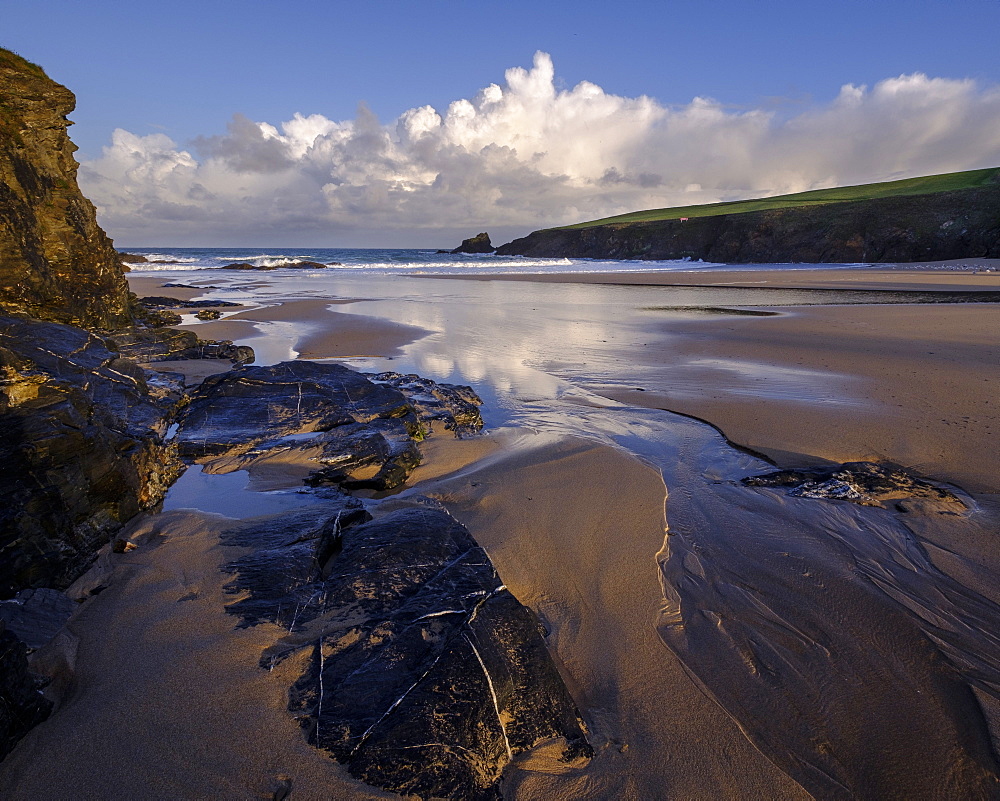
[222, 503, 592, 800]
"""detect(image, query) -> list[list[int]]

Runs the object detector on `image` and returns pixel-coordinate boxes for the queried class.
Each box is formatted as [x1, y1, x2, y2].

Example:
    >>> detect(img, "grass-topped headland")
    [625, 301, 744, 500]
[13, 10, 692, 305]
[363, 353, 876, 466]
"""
[496, 166, 1000, 263]
[0, 47, 49, 79]
[559, 167, 1000, 229]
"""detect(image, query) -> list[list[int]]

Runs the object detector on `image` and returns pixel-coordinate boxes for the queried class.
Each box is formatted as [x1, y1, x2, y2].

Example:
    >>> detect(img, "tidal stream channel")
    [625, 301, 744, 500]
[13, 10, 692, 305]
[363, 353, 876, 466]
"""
[155, 269, 1000, 798]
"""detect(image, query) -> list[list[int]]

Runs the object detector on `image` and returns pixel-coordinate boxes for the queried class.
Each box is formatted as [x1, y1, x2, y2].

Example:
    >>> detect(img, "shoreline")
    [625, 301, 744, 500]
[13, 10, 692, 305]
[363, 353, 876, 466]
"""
[420, 261, 1000, 291]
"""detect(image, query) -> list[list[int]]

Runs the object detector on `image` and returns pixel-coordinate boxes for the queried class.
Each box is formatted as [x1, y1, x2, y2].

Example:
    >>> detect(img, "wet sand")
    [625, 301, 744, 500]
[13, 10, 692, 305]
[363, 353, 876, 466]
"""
[128, 275, 429, 359]
[0, 509, 400, 801]
[437, 266, 1000, 494]
[438, 260, 1000, 291]
[405, 432, 809, 800]
[11, 266, 990, 798]
[601, 301, 1000, 494]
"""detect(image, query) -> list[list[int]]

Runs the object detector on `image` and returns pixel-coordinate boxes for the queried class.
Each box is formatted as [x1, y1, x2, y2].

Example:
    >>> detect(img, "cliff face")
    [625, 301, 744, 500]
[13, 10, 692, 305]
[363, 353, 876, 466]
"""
[0, 49, 132, 329]
[497, 185, 1000, 263]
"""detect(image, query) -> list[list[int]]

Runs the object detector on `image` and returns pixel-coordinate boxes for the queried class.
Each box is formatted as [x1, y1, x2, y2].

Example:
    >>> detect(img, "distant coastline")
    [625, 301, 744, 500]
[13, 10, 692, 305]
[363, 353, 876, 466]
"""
[495, 168, 1000, 263]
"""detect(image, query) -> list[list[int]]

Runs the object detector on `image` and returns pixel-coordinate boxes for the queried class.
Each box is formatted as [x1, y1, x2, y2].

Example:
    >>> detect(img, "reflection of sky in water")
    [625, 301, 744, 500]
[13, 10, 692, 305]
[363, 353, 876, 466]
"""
[162, 270, 887, 428]
[624, 357, 864, 406]
[245, 321, 301, 364]
[163, 465, 317, 518]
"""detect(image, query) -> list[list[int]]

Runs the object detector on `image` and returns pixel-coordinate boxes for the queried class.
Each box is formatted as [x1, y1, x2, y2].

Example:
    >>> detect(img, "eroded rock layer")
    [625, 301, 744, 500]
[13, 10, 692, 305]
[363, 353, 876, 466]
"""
[0, 50, 132, 329]
[0, 316, 184, 596]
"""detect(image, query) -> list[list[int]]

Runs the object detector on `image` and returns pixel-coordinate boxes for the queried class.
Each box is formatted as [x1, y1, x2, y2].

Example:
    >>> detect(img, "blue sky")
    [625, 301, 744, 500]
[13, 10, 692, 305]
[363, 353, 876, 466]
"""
[4, 0, 1000, 246]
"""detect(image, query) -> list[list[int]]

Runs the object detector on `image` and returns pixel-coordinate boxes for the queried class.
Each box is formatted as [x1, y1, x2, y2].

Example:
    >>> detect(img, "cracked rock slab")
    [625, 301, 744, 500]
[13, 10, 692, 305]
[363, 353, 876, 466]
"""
[222, 504, 591, 800]
[175, 361, 420, 460]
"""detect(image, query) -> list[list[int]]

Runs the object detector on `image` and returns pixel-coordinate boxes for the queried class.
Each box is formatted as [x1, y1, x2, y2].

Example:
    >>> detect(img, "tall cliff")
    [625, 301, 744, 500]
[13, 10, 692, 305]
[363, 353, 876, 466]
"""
[0, 49, 132, 329]
[497, 184, 1000, 263]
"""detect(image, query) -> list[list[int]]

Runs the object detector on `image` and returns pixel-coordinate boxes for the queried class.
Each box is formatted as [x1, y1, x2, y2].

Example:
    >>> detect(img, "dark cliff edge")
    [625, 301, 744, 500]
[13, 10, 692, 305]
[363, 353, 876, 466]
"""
[497, 184, 1000, 263]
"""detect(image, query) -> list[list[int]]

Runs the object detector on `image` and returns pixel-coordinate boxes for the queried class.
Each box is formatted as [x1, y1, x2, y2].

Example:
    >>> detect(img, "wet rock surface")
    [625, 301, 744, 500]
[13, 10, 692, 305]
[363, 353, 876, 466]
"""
[0, 589, 75, 650]
[222, 502, 592, 799]
[175, 361, 472, 491]
[137, 296, 241, 311]
[107, 326, 254, 365]
[0, 315, 185, 596]
[368, 371, 484, 436]
[743, 461, 967, 512]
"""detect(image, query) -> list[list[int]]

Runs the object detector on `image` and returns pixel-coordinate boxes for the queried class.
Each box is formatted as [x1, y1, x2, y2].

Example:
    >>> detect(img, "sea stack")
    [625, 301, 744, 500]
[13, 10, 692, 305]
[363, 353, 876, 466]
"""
[451, 231, 495, 254]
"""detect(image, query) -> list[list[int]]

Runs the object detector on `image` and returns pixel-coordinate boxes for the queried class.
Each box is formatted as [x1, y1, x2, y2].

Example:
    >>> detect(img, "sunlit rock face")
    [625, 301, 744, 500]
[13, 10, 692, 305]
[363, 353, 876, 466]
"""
[0, 49, 132, 329]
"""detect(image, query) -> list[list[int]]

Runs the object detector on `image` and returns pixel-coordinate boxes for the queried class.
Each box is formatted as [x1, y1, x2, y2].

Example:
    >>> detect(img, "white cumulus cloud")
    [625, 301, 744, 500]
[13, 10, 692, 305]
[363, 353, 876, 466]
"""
[79, 51, 1000, 246]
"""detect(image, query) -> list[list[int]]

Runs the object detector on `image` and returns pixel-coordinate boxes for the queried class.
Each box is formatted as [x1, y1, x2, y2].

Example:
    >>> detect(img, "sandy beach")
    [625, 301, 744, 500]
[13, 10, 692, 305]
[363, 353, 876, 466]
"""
[5, 265, 996, 798]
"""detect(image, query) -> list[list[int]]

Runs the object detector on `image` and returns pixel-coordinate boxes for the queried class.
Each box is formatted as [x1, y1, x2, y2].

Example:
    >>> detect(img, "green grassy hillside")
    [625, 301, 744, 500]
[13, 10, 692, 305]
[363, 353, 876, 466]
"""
[560, 167, 1000, 229]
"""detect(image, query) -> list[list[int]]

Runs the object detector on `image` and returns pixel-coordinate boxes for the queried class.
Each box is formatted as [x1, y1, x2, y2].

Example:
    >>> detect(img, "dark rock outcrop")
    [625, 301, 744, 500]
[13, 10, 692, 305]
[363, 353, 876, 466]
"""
[0, 626, 51, 761]
[135, 296, 240, 328]
[220, 260, 329, 271]
[175, 362, 484, 491]
[175, 361, 432, 490]
[0, 50, 133, 328]
[497, 185, 1000, 263]
[137, 296, 241, 310]
[0, 316, 185, 596]
[452, 232, 495, 254]
[176, 361, 420, 457]
[369, 372, 484, 436]
[107, 327, 254, 365]
[223, 503, 592, 800]
[743, 461, 967, 512]
[118, 253, 182, 266]
[0, 588, 75, 650]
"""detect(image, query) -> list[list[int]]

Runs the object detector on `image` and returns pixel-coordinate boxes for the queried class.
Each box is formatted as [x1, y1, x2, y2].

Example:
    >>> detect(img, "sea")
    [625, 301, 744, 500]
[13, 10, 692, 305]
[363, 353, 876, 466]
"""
[122, 246, 728, 275]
